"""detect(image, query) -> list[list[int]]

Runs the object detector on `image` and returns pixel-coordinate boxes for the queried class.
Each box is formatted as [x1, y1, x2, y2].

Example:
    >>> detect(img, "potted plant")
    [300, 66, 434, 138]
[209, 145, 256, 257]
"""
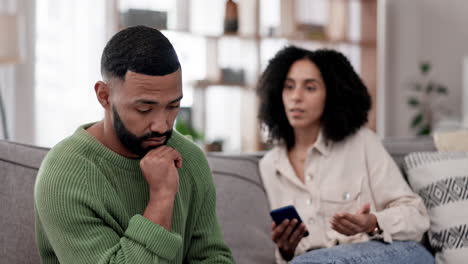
[407, 62, 449, 136]
[175, 107, 204, 142]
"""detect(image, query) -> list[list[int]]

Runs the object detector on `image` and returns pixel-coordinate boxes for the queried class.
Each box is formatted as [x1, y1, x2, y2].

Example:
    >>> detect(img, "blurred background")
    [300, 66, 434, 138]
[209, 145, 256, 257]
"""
[0, 0, 467, 152]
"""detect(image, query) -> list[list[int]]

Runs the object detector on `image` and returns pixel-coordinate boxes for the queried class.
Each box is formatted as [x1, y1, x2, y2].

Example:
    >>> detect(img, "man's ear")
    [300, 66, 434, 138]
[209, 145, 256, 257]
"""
[94, 81, 111, 109]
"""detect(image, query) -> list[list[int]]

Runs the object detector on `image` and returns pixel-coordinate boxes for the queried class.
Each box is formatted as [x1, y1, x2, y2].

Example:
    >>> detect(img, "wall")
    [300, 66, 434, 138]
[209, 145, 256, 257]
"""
[13, 0, 35, 144]
[384, 0, 468, 137]
[0, 0, 35, 144]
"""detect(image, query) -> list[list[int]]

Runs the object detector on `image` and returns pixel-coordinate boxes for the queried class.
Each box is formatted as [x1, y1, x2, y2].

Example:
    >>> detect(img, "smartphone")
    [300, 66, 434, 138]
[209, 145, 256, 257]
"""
[270, 205, 309, 237]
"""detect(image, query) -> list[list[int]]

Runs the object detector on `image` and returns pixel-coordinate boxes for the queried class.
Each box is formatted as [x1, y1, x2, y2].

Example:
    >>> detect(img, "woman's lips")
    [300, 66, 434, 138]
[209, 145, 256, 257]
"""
[290, 108, 305, 117]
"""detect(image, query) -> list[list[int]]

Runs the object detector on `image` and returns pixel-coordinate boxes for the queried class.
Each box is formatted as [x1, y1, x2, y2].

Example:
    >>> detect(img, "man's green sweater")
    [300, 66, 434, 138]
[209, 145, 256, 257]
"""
[34, 124, 235, 263]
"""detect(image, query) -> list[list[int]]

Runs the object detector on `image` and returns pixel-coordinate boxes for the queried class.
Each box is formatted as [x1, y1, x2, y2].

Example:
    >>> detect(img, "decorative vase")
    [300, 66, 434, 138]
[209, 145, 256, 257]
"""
[224, 0, 238, 34]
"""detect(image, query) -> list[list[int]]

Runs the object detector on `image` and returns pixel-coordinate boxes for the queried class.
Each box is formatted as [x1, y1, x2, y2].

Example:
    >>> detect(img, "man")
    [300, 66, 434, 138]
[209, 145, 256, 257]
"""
[34, 26, 235, 264]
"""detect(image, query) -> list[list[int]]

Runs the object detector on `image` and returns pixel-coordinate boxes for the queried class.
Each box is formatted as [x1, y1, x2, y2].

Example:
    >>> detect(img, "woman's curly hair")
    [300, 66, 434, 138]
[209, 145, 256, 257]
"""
[257, 46, 371, 149]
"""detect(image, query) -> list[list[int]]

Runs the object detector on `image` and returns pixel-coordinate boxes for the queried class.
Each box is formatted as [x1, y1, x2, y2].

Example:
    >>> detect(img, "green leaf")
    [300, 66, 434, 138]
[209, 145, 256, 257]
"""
[417, 123, 431, 136]
[426, 83, 434, 94]
[175, 119, 191, 136]
[410, 83, 422, 91]
[411, 113, 423, 128]
[175, 119, 204, 141]
[436, 85, 448, 95]
[420, 62, 431, 75]
[407, 97, 420, 107]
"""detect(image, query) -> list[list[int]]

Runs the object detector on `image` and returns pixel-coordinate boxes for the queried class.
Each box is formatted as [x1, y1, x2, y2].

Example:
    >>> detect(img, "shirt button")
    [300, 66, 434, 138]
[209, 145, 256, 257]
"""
[343, 192, 351, 201]
[306, 175, 312, 182]
[306, 198, 312, 205]
[308, 218, 315, 225]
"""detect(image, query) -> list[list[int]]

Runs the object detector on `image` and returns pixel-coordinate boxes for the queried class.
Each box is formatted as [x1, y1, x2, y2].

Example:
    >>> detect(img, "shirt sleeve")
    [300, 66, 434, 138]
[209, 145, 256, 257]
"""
[35, 155, 182, 264]
[363, 129, 430, 243]
[183, 155, 235, 263]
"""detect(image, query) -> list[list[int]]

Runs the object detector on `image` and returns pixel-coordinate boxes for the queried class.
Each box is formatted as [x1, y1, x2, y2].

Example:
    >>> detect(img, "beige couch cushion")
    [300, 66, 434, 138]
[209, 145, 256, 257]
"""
[434, 130, 468, 151]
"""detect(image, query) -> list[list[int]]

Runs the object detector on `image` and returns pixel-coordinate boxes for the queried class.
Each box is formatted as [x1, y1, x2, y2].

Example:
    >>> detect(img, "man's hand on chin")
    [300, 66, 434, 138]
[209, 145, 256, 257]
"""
[140, 146, 182, 230]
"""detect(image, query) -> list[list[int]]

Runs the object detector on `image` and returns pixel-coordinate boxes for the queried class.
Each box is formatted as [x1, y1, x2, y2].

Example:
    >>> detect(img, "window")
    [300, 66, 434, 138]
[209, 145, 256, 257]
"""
[35, 0, 108, 147]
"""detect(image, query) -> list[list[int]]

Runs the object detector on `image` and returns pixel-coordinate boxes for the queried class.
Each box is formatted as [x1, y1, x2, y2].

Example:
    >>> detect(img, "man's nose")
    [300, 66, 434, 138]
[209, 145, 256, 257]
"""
[149, 112, 169, 135]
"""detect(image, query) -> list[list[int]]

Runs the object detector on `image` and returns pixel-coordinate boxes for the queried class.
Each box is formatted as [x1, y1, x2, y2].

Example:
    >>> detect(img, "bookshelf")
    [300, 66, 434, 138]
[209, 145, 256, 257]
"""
[116, 0, 378, 152]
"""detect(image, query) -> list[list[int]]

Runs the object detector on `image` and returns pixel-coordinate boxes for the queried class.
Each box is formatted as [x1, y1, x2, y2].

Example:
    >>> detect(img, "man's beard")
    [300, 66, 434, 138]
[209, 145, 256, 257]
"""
[112, 106, 172, 157]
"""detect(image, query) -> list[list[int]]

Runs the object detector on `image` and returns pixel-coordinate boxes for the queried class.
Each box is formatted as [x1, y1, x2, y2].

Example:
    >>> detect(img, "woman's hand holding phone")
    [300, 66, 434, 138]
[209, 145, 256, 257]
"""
[271, 219, 308, 261]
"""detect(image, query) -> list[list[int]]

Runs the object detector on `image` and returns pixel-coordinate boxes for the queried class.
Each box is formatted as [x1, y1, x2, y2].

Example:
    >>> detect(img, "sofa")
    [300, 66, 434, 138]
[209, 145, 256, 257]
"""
[0, 137, 436, 264]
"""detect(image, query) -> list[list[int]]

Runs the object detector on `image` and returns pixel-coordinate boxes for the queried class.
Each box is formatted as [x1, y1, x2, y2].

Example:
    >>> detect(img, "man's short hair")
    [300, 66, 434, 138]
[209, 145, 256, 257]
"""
[101, 26, 180, 80]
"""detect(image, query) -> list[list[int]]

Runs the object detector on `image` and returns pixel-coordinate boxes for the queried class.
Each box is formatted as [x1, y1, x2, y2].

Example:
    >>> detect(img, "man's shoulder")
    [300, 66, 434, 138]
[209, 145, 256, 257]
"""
[168, 131, 206, 161]
[38, 133, 99, 183]
[35, 136, 100, 203]
[169, 131, 213, 186]
[45, 133, 91, 162]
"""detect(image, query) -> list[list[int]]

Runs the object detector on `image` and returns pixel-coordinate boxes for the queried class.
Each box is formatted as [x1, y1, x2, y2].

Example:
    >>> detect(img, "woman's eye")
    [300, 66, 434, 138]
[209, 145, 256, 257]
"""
[284, 84, 294, 90]
[306, 86, 317, 91]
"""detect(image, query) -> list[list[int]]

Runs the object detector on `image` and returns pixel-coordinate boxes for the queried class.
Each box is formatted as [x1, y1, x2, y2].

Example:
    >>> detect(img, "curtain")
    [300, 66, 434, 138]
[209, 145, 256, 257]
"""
[35, 0, 116, 147]
[0, 0, 17, 140]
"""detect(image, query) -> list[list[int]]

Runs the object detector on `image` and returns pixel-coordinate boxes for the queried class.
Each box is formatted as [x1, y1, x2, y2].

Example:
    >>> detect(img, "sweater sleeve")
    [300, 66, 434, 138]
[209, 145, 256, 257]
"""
[34, 154, 182, 264]
[363, 129, 430, 243]
[183, 150, 235, 263]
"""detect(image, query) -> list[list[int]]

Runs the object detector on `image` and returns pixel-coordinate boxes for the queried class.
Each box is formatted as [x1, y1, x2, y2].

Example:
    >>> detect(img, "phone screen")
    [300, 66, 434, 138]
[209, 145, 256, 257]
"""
[270, 205, 309, 237]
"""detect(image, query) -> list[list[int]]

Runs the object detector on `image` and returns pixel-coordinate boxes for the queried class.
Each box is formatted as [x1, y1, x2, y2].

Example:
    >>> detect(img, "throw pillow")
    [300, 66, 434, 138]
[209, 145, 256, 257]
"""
[405, 152, 468, 264]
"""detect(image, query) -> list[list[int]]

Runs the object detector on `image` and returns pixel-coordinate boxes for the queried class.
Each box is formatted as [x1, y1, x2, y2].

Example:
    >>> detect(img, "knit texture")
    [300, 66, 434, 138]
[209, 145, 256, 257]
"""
[34, 124, 234, 264]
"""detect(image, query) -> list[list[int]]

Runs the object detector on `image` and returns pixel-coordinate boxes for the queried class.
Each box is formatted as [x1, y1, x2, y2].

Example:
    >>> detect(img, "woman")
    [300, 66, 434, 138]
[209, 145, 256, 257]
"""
[257, 46, 433, 263]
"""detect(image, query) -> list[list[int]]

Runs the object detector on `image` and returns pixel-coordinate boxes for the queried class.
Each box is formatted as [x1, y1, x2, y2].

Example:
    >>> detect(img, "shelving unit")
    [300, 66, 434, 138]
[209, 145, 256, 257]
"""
[115, 0, 378, 152]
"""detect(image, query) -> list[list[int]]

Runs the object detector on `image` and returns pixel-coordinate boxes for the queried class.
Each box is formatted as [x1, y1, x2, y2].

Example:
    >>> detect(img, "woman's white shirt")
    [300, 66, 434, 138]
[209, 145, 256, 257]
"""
[259, 127, 430, 263]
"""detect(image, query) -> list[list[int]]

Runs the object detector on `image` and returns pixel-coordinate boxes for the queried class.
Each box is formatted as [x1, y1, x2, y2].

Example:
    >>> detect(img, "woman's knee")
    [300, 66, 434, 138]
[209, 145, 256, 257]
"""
[291, 241, 434, 264]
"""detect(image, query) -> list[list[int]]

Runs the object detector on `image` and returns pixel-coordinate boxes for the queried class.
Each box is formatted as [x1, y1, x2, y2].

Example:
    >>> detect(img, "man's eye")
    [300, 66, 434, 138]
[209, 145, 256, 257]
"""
[169, 104, 180, 109]
[137, 109, 151, 114]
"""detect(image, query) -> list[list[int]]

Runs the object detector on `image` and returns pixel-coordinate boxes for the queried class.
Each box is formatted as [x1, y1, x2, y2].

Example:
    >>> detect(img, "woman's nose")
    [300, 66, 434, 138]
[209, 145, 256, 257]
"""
[291, 88, 302, 101]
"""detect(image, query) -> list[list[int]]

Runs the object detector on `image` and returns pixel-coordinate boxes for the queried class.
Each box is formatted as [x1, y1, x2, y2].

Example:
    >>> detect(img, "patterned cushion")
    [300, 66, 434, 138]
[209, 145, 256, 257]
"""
[405, 152, 468, 264]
